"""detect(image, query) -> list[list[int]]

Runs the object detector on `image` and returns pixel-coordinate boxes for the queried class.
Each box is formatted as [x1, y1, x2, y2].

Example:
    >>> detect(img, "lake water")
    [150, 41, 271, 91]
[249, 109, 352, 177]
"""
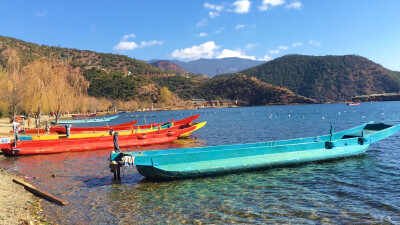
[1, 102, 400, 224]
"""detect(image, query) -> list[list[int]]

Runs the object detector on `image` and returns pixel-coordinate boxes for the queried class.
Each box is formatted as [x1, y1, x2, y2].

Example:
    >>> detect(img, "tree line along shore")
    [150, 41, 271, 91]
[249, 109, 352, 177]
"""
[0, 50, 188, 128]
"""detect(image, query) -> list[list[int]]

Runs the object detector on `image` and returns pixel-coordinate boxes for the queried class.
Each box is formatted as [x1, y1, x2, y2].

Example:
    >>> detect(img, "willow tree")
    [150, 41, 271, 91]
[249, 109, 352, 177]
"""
[158, 86, 172, 108]
[0, 51, 25, 121]
[51, 63, 89, 125]
[23, 60, 55, 127]
[0, 68, 10, 117]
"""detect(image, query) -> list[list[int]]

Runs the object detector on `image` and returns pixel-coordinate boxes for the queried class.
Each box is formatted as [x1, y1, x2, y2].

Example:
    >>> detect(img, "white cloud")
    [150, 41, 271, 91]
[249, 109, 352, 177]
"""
[235, 24, 245, 29]
[171, 41, 220, 60]
[204, 2, 224, 18]
[140, 40, 164, 47]
[204, 3, 224, 11]
[285, 1, 303, 9]
[269, 49, 280, 54]
[278, 45, 288, 50]
[199, 32, 208, 37]
[309, 40, 321, 46]
[232, 0, 251, 14]
[268, 45, 289, 55]
[114, 40, 138, 52]
[259, 55, 272, 61]
[123, 34, 136, 39]
[113, 34, 163, 52]
[216, 49, 255, 60]
[292, 42, 303, 47]
[245, 43, 258, 49]
[214, 27, 225, 34]
[258, 0, 285, 11]
[196, 19, 207, 27]
[209, 11, 220, 18]
[35, 10, 48, 17]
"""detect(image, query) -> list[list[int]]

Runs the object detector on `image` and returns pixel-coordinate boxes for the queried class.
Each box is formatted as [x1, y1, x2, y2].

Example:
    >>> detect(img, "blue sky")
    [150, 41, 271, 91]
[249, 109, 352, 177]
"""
[1, 0, 400, 70]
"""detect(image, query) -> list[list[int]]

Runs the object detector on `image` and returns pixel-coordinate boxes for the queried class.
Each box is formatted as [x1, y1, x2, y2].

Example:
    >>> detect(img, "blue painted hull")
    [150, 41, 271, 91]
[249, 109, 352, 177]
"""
[110, 122, 400, 179]
[52, 115, 118, 124]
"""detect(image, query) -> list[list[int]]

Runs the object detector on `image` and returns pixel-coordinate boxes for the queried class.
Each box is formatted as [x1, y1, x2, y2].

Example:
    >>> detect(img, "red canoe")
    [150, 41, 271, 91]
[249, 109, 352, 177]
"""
[1, 125, 196, 156]
[18, 120, 138, 135]
[51, 114, 200, 134]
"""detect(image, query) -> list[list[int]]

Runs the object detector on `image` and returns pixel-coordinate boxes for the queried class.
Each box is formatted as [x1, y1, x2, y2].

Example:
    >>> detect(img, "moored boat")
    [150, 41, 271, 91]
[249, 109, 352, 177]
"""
[1, 125, 197, 156]
[347, 102, 361, 105]
[71, 113, 97, 118]
[19, 120, 139, 135]
[20, 122, 206, 140]
[109, 122, 400, 179]
[51, 114, 200, 134]
[52, 115, 119, 124]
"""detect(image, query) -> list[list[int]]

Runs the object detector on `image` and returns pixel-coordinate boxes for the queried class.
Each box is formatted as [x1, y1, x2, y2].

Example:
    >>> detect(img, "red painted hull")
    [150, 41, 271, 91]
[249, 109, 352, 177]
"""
[19, 120, 138, 134]
[1, 126, 196, 156]
[347, 102, 360, 105]
[51, 114, 200, 134]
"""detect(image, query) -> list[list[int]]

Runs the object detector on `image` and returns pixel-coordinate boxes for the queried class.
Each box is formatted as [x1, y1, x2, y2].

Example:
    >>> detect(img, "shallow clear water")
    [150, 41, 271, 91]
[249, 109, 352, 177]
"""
[1, 102, 400, 224]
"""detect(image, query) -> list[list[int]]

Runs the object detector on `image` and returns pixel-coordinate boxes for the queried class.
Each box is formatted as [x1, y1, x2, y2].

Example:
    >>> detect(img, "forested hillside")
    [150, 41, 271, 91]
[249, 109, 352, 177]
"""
[5, 35, 398, 108]
[188, 74, 317, 105]
[240, 55, 400, 102]
[149, 60, 188, 74]
[0, 36, 165, 75]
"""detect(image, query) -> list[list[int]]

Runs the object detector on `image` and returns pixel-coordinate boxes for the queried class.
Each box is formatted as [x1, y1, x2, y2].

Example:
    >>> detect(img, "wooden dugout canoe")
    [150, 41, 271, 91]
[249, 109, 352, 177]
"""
[17, 114, 200, 135]
[51, 115, 119, 124]
[110, 122, 400, 179]
[71, 113, 97, 118]
[1, 126, 196, 156]
[50, 114, 200, 134]
[21, 122, 206, 141]
[19, 120, 138, 135]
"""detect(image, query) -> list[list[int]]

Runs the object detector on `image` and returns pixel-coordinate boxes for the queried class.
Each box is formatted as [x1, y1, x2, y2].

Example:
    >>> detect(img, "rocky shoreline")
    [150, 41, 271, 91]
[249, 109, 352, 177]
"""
[0, 167, 42, 225]
[0, 117, 49, 225]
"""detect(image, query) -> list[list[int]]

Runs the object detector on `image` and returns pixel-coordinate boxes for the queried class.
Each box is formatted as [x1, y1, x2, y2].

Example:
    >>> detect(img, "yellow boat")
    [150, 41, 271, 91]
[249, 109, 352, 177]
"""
[179, 122, 207, 138]
[29, 126, 160, 140]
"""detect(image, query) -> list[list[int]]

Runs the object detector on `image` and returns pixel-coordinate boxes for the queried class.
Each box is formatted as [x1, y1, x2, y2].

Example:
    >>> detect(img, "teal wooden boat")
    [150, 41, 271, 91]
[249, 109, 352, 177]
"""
[109, 122, 400, 179]
[52, 115, 118, 124]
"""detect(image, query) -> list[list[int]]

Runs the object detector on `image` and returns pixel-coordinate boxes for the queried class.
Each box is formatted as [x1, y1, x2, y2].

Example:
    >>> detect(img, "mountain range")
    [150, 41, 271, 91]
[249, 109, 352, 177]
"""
[149, 58, 265, 77]
[1, 35, 400, 105]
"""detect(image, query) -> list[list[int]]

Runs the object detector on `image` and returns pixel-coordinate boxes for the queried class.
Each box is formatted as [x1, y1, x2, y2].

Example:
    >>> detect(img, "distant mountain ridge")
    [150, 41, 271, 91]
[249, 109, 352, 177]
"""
[149, 58, 265, 77]
[238, 54, 400, 102]
[149, 60, 187, 74]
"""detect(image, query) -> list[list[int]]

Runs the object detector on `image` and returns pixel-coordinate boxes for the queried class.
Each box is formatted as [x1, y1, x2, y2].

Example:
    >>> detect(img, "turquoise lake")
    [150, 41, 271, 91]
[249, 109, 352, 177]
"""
[1, 102, 400, 224]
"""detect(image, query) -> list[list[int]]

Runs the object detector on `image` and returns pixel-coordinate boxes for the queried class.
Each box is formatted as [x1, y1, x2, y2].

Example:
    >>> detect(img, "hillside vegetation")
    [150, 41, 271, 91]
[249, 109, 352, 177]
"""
[188, 74, 317, 105]
[0, 36, 165, 75]
[240, 55, 400, 102]
[2, 35, 399, 109]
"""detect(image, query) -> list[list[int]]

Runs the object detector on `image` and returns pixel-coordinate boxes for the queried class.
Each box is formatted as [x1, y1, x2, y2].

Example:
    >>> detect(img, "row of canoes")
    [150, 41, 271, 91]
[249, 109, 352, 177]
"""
[1, 114, 204, 156]
[17, 114, 200, 135]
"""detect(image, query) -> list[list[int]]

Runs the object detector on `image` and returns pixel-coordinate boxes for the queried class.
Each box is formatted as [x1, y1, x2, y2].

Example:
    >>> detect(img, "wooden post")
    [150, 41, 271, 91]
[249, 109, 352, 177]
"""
[13, 178, 69, 205]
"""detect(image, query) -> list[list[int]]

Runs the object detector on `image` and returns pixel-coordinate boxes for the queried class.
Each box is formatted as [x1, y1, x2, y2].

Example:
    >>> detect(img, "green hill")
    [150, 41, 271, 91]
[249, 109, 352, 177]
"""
[189, 74, 317, 105]
[0, 35, 164, 75]
[240, 54, 400, 102]
[5, 35, 394, 106]
[0, 36, 201, 103]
